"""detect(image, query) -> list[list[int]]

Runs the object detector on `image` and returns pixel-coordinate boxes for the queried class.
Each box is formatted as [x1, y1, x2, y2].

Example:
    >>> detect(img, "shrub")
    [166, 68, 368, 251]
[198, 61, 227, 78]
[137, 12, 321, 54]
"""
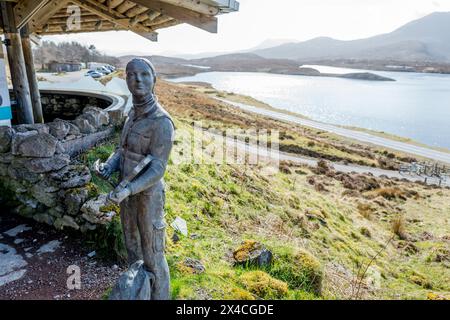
[239, 271, 288, 299]
[392, 215, 407, 240]
[269, 249, 323, 295]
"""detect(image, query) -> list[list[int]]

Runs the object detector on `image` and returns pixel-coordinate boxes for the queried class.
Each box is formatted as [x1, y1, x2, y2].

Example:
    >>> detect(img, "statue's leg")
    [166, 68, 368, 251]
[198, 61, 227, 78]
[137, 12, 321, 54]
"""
[137, 185, 170, 300]
[120, 195, 143, 265]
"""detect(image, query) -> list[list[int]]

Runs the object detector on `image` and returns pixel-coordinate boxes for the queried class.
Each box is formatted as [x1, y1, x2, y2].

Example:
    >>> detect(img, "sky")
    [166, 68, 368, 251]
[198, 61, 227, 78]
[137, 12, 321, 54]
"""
[43, 0, 450, 57]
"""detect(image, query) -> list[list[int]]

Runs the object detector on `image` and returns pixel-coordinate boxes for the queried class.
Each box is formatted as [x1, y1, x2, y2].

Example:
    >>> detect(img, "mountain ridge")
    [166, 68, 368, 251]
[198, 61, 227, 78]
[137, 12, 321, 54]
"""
[252, 12, 450, 62]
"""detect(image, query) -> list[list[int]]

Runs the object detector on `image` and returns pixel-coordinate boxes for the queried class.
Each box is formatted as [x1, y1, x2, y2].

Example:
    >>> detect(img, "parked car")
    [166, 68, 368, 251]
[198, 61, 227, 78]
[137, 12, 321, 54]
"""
[85, 70, 97, 76]
[89, 71, 103, 79]
[105, 65, 116, 72]
[96, 66, 111, 75]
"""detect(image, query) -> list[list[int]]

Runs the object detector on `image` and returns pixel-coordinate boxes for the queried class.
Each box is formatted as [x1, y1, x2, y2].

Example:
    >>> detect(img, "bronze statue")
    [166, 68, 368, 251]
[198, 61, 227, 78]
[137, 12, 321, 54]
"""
[97, 58, 175, 300]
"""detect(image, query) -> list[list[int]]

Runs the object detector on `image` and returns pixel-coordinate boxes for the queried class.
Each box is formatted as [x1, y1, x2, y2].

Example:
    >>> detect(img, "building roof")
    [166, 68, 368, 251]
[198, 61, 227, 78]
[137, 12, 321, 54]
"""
[2, 0, 239, 42]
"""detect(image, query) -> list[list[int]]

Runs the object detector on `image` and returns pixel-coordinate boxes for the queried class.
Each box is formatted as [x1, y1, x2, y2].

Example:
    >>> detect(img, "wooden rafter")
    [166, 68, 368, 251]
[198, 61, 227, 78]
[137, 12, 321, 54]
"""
[14, 0, 50, 29]
[130, 0, 218, 33]
[29, 0, 70, 32]
[70, 0, 158, 41]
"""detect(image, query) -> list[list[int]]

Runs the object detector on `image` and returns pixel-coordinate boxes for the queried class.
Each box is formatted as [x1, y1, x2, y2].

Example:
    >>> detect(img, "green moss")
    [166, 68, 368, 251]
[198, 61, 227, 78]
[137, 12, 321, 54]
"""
[240, 271, 288, 299]
[100, 203, 120, 214]
[269, 248, 323, 295]
[86, 182, 100, 198]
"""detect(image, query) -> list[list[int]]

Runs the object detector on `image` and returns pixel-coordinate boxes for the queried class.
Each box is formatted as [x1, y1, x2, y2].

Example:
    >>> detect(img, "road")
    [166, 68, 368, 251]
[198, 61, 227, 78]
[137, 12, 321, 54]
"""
[203, 115, 448, 187]
[216, 98, 450, 165]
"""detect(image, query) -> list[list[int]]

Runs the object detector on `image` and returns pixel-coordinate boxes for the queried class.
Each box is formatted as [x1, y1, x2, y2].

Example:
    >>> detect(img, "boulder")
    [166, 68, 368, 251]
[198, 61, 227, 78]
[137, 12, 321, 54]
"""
[12, 132, 58, 158]
[233, 240, 273, 267]
[0, 126, 13, 153]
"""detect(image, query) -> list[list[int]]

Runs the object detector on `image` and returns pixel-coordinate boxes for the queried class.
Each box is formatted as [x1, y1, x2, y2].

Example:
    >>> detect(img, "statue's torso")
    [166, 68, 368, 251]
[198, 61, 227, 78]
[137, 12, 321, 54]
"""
[119, 104, 174, 190]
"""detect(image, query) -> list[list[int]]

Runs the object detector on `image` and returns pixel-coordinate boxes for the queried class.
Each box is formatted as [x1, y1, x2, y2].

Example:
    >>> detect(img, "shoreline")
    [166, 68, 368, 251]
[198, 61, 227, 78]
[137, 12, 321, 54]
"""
[176, 80, 450, 163]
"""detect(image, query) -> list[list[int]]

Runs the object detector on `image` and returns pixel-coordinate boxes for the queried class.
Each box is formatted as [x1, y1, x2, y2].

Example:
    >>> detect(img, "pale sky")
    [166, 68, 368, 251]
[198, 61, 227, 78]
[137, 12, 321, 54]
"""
[43, 0, 450, 57]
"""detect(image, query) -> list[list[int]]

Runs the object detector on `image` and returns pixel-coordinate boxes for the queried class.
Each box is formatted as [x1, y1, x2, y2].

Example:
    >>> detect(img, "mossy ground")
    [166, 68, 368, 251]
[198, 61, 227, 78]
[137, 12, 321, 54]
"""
[82, 79, 449, 300]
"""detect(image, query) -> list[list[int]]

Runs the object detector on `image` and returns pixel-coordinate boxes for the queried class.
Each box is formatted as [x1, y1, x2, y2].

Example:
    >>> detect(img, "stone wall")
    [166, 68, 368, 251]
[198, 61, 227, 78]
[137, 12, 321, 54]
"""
[0, 106, 119, 233]
[10, 92, 112, 124]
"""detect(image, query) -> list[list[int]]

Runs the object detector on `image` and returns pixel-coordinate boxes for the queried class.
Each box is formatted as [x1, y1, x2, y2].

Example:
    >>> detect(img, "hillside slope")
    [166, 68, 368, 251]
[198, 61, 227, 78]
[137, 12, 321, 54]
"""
[86, 80, 450, 300]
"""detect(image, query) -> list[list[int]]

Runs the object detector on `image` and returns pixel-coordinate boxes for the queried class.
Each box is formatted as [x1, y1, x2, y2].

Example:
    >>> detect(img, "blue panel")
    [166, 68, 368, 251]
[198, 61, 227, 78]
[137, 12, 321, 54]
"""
[0, 106, 12, 120]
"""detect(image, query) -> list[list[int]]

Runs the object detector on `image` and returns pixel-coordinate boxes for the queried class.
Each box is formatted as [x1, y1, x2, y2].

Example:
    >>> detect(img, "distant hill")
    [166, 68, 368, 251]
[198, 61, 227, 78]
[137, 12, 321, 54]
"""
[253, 12, 450, 62]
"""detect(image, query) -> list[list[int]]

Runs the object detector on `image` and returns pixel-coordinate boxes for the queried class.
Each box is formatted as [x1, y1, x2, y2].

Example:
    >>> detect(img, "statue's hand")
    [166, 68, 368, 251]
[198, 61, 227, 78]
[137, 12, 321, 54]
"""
[94, 159, 114, 179]
[108, 185, 131, 205]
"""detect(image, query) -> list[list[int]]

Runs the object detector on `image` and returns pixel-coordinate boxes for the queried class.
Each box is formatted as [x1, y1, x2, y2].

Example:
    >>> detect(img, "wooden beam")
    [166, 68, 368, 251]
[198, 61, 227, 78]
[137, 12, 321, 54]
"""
[130, 0, 218, 33]
[21, 24, 44, 124]
[158, 0, 219, 16]
[71, 0, 158, 41]
[29, 0, 70, 31]
[14, 0, 50, 29]
[0, 2, 34, 124]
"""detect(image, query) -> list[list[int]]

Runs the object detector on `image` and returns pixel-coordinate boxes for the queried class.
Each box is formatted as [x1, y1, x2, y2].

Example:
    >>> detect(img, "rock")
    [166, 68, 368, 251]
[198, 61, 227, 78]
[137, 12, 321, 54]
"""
[171, 233, 180, 243]
[37, 240, 61, 255]
[63, 188, 89, 216]
[33, 213, 55, 226]
[47, 120, 70, 139]
[4, 224, 32, 237]
[109, 260, 154, 300]
[0, 126, 13, 153]
[80, 194, 116, 225]
[179, 258, 206, 274]
[50, 164, 91, 189]
[13, 238, 25, 245]
[80, 223, 97, 233]
[0, 243, 28, 287]
[73, 117, 96, 134]
[67, 121, 81, 136]
[12, 132, 58, 158]
[7, 161, 42, 183]
[0, 153, 14, 164]
[233, 240, 273, 267]
[14, 123, 49, 134]
[83, 106, 110, 127]
[11, 131, 37, 154]
[27, 154, 70, 173]
[170, 217, 188, 236]
[30, 182, 58, 207]
[54, 216, 79, 230]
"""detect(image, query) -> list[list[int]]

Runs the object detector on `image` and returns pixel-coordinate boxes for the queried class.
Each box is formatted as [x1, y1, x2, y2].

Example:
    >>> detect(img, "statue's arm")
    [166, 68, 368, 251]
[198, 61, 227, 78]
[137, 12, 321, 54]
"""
[128, 118, 175, 195]
[105, 148, 121, 173]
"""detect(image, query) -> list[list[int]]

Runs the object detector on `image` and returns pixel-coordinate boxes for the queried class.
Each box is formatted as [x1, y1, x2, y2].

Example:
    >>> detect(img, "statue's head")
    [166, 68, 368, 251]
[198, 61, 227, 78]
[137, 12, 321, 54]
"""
[126, 58, 157, 99]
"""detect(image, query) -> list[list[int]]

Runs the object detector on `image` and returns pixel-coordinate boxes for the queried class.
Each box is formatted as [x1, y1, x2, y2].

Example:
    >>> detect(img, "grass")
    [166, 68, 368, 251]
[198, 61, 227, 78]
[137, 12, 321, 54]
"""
[79, 78, 450, 300]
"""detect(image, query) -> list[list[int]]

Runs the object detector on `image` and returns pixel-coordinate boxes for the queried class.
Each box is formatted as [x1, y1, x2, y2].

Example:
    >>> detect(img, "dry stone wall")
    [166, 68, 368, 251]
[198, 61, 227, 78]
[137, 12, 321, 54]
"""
[0, 106, 118, 233]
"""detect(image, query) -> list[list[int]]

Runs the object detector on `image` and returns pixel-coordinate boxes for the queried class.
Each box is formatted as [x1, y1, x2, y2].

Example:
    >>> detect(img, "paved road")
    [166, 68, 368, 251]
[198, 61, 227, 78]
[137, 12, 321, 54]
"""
[217, 98, 450, 164]
[205, 125, 449, 187]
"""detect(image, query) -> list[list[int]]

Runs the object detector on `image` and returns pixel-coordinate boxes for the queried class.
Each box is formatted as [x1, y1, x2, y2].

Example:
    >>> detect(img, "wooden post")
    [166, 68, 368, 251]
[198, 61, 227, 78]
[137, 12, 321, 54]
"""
[21, 24, 44, 123]
[0, 2, 34, 124]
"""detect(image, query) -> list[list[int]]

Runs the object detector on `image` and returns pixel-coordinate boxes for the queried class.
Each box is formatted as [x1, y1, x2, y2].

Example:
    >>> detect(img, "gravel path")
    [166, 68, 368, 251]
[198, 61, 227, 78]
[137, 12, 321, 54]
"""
[0, 214, 124, 300]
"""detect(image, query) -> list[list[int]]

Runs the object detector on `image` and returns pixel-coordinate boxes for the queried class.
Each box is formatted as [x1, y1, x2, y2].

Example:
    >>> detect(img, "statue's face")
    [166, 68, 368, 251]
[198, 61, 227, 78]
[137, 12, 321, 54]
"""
[126, 60, 154, 98]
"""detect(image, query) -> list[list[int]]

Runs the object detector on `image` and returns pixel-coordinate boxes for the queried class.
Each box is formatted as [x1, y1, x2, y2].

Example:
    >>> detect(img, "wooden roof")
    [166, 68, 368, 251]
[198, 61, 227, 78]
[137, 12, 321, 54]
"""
[1, 0, 239, 42]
